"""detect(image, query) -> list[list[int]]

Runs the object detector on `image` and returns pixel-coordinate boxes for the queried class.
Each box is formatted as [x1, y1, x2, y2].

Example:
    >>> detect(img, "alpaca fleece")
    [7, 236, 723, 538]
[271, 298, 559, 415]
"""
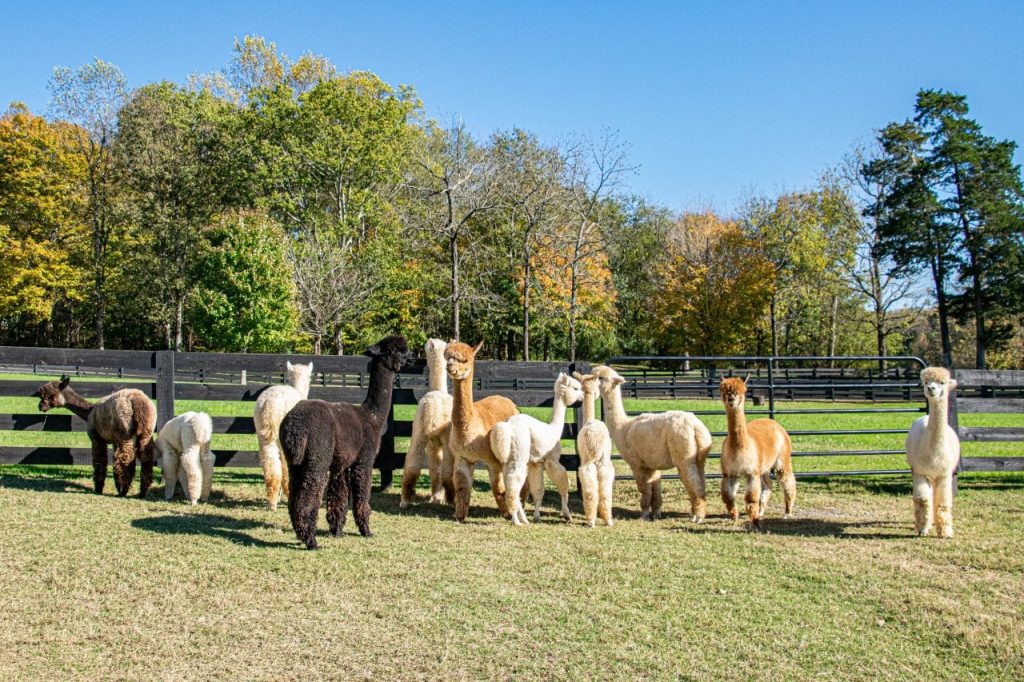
[35, 375, 156, 497]
[400, 339, 454, 508]
[281, 336, 410, 549]
[906, 367, 960, 538]
[719, 377, 795, 530]
[156, 411, 214, 505]
[253, 360, 314, 510]
[574, 371, 615, 528]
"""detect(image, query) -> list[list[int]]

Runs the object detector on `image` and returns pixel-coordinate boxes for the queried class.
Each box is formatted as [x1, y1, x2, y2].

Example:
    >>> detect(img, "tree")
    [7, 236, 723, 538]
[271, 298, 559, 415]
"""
[48, 59, 128, 349]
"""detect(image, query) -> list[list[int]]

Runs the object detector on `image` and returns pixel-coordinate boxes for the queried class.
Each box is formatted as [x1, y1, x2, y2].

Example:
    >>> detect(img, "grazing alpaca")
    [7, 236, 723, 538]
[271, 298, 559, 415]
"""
[444, 341, 520, 522]
[905, 367, 961, 538]
[400, 339, 454, 508]
[573, 371, 615, 528]
[592, 366, 712, 522]
[253, 360, 314, 510]
[719, 377, 795, 530]
[490, 373, 583, 525]
[280, 336, 411, 549]
[156, 411, 214, 505]
[34, 375, 156, 497]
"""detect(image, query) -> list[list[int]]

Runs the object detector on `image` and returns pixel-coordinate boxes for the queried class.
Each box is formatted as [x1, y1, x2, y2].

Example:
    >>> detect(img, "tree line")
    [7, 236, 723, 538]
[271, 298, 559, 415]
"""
[1, 36, 1021, 368]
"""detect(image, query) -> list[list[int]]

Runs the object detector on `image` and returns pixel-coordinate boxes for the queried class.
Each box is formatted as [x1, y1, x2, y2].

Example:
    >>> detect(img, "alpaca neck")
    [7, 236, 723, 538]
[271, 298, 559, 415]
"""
[362, 360, 396, 424]
[61, 388, 94, 422]
[450, 371, 475, 434]
[725, 403, 749, 447]
[581, 391, 597, 425]
[549, 397, 568, 433]
[602, 386, 630, 438]
[427, 354, 448, 395]
[927, 395, 951, 445]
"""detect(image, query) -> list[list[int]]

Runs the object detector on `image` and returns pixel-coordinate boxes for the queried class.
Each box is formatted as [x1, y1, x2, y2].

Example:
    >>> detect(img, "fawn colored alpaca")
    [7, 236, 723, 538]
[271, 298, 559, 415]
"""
[905, 367, 961, 538]
[444, 341, 520, 522]
[573, 371, 615, 528]
[719, 377, 795, 530]
[280, 336, 411, 549]
[593, 366, 712, 522]
[253, 361, 314, 510]
[400, 339, 454, 508]
[490, 373, 583, 525]
[156, 411, 214, 505]
[34, 375, 157, 497]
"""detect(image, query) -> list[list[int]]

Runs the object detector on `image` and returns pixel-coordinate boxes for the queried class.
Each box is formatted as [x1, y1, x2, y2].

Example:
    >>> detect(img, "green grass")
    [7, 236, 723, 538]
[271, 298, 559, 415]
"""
[0, 465, 1021, 680]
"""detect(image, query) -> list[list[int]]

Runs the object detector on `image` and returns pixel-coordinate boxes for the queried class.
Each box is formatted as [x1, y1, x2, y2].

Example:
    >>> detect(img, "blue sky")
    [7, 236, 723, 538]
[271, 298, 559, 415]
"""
[2, 1, 1022, 213]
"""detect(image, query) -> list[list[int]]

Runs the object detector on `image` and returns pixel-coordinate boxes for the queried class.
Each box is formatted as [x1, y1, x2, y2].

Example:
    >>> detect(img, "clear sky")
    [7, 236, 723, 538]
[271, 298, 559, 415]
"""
[2, 1, 1022, 213]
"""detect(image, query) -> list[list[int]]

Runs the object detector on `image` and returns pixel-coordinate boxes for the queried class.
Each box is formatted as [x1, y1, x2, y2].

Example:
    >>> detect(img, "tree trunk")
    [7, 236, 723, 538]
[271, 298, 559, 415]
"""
[828, 294, 839, 367]
[450, 233, 460, 341]
[932, 253, 953, 368]
[522, 255, 530, 361]
[174, 297, 184, 352]
[769, 294, 778, 358]
[335, 328, 344, 356]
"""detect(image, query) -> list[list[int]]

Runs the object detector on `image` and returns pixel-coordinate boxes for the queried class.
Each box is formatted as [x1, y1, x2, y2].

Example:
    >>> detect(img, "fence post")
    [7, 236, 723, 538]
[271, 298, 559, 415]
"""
[767, 358, 776, 420]
[949, 369, 960, 496]
[155, 350, 175, 430]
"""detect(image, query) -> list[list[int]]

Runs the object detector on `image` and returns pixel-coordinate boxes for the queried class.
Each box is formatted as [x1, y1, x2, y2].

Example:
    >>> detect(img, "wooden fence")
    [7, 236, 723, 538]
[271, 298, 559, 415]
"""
[953, 369, 1024, 473]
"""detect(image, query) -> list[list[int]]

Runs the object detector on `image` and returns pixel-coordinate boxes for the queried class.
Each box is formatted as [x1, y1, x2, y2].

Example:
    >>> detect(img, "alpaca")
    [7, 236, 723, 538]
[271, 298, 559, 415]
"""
[905, 367, 961, 538]
[489, 373, 583, 525]
[444, 340, 520, 522]
[400, 339, 454, 508]
[253, 360, 314, 510]
[155, 411, 214, 505]
[280, 336, 411, 549]
[592, 365, 712, 522]
[719, 377, 795, 530]
[34, 375, 156, 497]
[573, 371, 615, 528]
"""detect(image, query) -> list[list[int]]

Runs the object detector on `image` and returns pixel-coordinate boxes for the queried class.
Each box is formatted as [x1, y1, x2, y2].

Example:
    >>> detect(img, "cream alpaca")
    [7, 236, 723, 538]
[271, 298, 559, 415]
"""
[573, 372, 614, 528]
[905, 367, 960, 538]
[592, 365, 712, 522]
[400, 339, 454, 508]
[490, 373, 582, 525]
[719, 377, 795, 530]
[253, 361, 313, 510]
[156, 411, 214, 505]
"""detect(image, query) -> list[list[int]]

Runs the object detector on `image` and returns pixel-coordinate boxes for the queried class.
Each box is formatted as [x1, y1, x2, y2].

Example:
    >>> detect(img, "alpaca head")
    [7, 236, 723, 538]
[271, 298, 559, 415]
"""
[34, 374, 71, 412]
[284, 360, 314, 388]
[921, 367, 956, 402]
[365, 335, 412, 373]
[554, 372, 584, 408]
[424, 338, 447, 359]
[719, 376, 748, 409]
[572, 371, 600, 398]
[444, 340, 483, 381]
[591, 365, 625, 397]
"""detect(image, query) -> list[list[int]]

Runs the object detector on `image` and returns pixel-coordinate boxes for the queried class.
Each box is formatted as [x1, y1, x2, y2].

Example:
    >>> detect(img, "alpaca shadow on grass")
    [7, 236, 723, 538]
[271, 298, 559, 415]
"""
[132, 513, 297, 549]
[670, 514, 917, 540]
[0, 470, 94, 495]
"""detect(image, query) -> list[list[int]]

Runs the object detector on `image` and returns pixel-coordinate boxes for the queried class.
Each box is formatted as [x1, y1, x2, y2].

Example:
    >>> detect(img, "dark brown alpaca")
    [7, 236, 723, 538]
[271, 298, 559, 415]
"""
[280, 336, 412, 550]
[35, 375, 157, 497]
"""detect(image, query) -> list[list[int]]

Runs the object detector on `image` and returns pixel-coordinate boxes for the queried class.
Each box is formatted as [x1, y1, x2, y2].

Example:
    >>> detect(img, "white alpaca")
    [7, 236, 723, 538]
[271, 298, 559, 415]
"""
[490, 373, 583, 525]
[253, 360, 313, 510]
[400, 339, 454, 508]
[906, 367, 961, 538]
[156, 411, 214, 505]
[592, 365, 712, 522]
[573, 371, 614, 527]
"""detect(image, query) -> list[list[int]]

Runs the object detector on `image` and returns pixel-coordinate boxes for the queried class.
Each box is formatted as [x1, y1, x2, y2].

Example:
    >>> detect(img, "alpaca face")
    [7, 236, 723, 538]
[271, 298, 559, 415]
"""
[592, 366, 625, 397]
[555, 373, 584, 407]
[425, 338, 447, 358]
[573, 372, 600, 397]
[921, 367, 955, 401]
[366, 335, 412, 373]
[444, 341, 479, 381]
[719, 377, 747, 409]
[34, 375, 70, 412]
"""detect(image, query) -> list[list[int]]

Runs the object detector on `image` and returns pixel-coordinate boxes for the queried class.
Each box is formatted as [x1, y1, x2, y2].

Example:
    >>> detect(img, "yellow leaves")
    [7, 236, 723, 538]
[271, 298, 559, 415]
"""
[0, 225, 82, 324]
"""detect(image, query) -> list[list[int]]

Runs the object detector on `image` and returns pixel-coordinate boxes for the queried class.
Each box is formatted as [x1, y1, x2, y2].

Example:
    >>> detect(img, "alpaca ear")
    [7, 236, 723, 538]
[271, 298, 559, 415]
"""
[307, 362, 314, 371]
[58, 375, 70, 390]
[472, 340, 484, 356]
[286, 361, 293, 371]
[949, 379, 957, 391]
[613, 376, 625, 387]
[572, 371, 584, 381]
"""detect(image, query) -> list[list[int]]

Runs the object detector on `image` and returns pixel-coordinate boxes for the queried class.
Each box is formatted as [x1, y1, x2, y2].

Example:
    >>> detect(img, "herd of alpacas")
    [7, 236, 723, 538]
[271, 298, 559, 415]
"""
[32, 337, 963, 548]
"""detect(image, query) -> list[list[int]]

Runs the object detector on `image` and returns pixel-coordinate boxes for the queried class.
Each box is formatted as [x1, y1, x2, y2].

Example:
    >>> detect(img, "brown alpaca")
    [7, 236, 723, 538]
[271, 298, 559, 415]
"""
[444, 341, 519, 522]
[719, 377, 795, 530]
[35, 375, 157, 497]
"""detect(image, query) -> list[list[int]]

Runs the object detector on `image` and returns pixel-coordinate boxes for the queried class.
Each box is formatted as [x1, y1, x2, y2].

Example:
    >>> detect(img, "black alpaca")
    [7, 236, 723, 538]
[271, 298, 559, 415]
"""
[280, 335, 411, 549]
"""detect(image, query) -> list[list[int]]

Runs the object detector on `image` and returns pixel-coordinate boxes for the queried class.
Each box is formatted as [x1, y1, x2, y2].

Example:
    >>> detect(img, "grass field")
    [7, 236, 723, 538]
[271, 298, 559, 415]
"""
[0, 464, 1022, 681]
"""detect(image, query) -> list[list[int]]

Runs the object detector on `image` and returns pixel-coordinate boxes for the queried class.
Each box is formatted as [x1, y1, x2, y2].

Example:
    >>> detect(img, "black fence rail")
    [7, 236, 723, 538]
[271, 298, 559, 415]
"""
[952, 369, 1024, 473]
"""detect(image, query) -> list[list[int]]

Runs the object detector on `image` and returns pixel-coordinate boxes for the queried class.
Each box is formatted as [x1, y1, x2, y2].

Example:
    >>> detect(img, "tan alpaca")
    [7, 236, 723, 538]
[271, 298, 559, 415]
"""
[573, 372, 615, 528]
[719, 377, 795, 530]
[444, 340, 520, 522]
[400, 339, 454, 508]
[593, 365, 712, 522]
[905, 367, 960, 538]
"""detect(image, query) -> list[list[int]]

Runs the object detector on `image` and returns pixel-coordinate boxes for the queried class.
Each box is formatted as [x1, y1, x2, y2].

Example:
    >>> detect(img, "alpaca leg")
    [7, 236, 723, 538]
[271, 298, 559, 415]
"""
[721, 475, 740, 522]
[503, 463, 529, 526]
[911, 473, 933, 536]
[528, 464, 546, 522]
[759, 474, 773, 517]
[400, 427, 427, 509]
[350, 459, 375, 538]
[258, 437, 284, 511]
[427, 440, 447, 505]
[579, 463, 598, 528]
[162, 448, 180, 501]
[441, 447, 456, 505]
[89, 437, 108, 495]
[745, 474, 763, 530]
[633, 466, 654, 520]
[113, 441, 136, 497]
[326, 464, 350, 537]
[544, 458, 572, 522]
[649, 471, 663, 520]
[137, 433, 155, 499]
[280, 453, 289, 500]
[452, 457, 473, 523]
[199, 446, 214, 503]
[288, 463, 329, 550]
[180, 446, 203, 506]
[677, 457, 707, 523]
[487, 463, 510, 518]
[779, 469, 796, 517]
[598, 463, 615, 527]
[934, 473, 954, 539]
